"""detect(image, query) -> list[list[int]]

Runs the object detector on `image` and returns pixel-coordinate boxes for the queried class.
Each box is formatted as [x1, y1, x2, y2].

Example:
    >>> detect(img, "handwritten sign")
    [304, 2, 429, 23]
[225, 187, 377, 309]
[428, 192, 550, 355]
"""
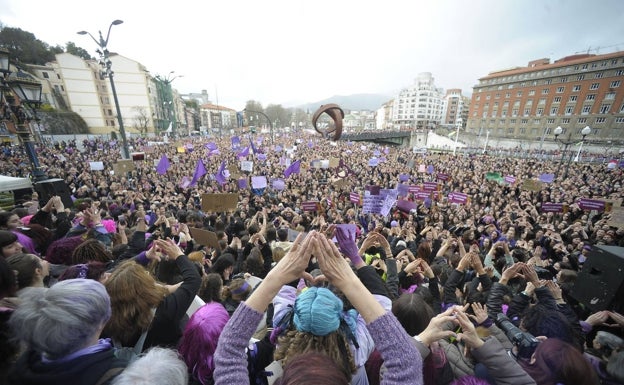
[201, 193, 238, 212]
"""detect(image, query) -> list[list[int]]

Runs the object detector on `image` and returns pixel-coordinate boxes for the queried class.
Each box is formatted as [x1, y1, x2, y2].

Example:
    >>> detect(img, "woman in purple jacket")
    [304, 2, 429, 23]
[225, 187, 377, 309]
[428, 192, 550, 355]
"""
[213, 231, 423, 385]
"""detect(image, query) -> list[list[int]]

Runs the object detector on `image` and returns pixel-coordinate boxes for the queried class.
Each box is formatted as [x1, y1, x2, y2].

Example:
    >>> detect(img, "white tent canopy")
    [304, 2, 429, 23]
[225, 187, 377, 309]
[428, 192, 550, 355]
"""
[0, 175, 33, 192]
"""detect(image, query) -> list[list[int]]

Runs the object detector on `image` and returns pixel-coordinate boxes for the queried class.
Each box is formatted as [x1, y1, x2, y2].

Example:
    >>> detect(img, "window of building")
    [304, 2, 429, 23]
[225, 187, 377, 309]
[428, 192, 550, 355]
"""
[610, 80, 621, 88]
[521, 119, 528, 124]
[605, 92, 616, 100]
[539, 98, 546, 104]
[510, 119, 517, 124]
[516, 91, 522, 97]
[524, 108, 531, 116]
[581, 64, 588, 69]
[520, 127, 526, 134]
[578, 117, 587, 124]
[572, 85, 581, 92]
[512, 109, 518, 116]
[581, 105, 591, 114]
[554, 96, 562, 103]
[595, 72, 604, 78]
[577, 74, 585, 81]
[590, 83, 600, 90]
[486, 95, 491, 100]
[565, 106, 574, 115]
[537, 107, 544, 116]
[615, 70, 624, 76]
[586, 94, 596, 100]
[42, 72, 49, 79]
[545, 79, 552, 85]
[556, 86, 564, 93]
[599, 104, 611, 114]
[547, 118, 555, 124]
[550, 107, 559, 115]
[560, 77, 567, 83]
[533, 119, 541, 124]
[615, 117, 624, 123]
[561, 118, 570, 124]
[500, 119, 506, 125]
[596, 117, 606, 123]
[508, 127, 515, 134]
[505, 92, 510, 98]
[542, 88, 549, 94]
[529, 90, 535, 96]
[569, 95, 578, 102]
[591, 63, 598, 68]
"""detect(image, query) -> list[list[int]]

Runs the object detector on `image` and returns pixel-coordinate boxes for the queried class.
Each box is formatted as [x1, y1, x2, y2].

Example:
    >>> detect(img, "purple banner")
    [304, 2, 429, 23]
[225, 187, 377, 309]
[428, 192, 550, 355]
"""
[414, 191, 431, 200]
[504, 175, 516, 184]
[423, 182, 438, 192]
[350, 192, 360, 204]
[301, 201, 319, 212]
[408, 185, 421, 193]
[448, 192, 468, 204]
[578, 198, 606, 211]
[365, 185, 381, 195]
[362, 195, 385, 214]
[397, 183, 410, 197]
[436, 173, 449, 181]
[541, 202, 563, 212]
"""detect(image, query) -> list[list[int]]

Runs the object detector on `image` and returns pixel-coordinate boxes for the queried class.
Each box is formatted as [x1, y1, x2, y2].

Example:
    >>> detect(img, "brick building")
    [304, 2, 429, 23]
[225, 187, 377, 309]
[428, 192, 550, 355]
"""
[466, 51, 624, 145]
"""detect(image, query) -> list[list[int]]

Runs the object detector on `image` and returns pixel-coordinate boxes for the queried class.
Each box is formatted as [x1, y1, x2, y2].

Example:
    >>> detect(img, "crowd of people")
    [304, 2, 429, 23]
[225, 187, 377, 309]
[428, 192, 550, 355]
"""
[0, 130, 623, 385]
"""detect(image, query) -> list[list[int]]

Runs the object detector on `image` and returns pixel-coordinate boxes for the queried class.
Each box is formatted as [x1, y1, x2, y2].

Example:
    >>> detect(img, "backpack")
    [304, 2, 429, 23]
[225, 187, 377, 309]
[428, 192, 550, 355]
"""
[112, 329, 148, 363]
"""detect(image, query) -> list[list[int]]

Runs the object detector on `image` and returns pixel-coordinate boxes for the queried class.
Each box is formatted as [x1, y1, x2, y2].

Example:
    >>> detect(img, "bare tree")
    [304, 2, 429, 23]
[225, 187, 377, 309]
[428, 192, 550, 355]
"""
[132, 106, 150, 135]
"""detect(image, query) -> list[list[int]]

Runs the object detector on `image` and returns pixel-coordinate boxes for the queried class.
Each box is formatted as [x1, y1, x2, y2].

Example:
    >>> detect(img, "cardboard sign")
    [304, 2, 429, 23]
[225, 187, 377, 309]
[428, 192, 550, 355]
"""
[521, 179, 542, 192]
[607, 206, 624, 229]
[131, 152, 145, 161]
[201, 193, 238, 212]
[241, 161, 253, 172]
[189, 227, 220, 249]
[329, 158, 340, 168]
[112, 160, 135, 175]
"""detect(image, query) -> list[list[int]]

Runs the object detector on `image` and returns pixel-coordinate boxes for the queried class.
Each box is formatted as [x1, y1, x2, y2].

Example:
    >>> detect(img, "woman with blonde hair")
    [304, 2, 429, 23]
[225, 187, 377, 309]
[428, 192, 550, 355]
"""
[103, 239, 201, 351]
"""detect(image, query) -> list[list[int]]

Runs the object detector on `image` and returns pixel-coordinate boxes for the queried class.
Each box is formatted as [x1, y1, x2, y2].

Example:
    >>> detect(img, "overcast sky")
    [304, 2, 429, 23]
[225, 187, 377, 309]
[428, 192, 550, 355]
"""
[2, 0, 624, 110]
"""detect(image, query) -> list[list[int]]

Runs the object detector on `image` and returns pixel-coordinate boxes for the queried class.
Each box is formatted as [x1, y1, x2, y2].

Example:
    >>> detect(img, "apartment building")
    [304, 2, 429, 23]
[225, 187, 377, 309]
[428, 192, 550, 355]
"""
[466, 51, 624, 144]
[392, 72, 444, 130]
[441, 89, 470, 129]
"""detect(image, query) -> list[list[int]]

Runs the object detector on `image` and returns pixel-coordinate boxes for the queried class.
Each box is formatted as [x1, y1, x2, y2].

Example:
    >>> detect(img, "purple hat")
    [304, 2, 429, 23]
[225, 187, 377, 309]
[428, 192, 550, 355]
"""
[391, 221, 399, 227]
[583, 245, 592, 251]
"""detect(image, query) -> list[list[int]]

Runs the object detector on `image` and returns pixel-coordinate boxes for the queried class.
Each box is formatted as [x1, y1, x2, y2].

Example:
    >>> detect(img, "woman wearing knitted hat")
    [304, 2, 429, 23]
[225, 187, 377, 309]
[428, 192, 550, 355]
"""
[213, 230, 423, 385]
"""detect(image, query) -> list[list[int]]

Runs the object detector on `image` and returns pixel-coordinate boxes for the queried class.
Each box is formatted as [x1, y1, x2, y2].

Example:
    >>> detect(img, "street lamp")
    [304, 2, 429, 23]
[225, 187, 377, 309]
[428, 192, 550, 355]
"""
[0, 48, 47, 181]
[554, 125, 591, 180]
[243, 108, 273, 144]
[77, 20, 130, 159]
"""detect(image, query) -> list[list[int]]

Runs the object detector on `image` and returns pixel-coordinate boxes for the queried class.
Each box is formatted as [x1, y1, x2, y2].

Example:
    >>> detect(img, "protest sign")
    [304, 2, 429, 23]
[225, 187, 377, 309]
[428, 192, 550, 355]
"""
[541, 202, 564, 213]
[112, 160, 134, 175]
[301, 201, 319, 212]
[201, 193, 238, 212]
[578, 198, 606, 211]
[521, 179, 542, 192]
[189, 228, 220, 249]
[89, 161, 104, 171]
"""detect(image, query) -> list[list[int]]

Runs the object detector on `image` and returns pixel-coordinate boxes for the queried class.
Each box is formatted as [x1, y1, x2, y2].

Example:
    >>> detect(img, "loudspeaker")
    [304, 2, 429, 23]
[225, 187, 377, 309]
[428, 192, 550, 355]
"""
[570, 245, 624, 313]
[34, 179, 73, 209]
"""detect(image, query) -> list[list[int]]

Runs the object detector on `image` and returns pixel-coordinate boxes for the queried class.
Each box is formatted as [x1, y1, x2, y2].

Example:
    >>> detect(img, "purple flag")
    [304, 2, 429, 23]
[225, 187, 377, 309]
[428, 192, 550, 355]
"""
[250, 138, 258, 154]
[205, 142, 218, 151]
[238, 178, 248, 189]
[539, 173, 555, 183]
[231, 136, 241, 150]
[251, 176, 268, 189]
[399, 173, 410, 182]
[368, 158, 379, 167]
[156, 154, 170, 175]
[397, 183, 410, 197]
[396, 199, 417, 213]
[190, 159, 207, 186]
[427, 165, 434, 174]
[284, 160, 301, 177]
[373, 150, 381, 157]
[275, 145, 283, 152]
[237, 146, 250, 158]
[308, 140, 314, 148]
[504, 175, 516, 184]
[257, 153, 267, 161]
[215, 161, 227, 185]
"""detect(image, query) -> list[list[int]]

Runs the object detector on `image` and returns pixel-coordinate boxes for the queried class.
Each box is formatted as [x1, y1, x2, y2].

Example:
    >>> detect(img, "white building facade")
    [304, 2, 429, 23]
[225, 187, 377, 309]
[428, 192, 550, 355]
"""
[392, 72, 444, 129]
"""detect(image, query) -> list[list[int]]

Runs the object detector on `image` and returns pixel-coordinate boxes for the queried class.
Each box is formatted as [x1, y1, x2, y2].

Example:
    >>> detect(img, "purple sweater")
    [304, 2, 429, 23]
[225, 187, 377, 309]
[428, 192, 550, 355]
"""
[213, 302, 423, 385]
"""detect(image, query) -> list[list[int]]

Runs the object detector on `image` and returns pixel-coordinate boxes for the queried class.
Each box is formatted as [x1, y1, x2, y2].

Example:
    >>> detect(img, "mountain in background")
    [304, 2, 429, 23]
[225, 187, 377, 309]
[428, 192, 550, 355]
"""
[287, 93, 392, 112]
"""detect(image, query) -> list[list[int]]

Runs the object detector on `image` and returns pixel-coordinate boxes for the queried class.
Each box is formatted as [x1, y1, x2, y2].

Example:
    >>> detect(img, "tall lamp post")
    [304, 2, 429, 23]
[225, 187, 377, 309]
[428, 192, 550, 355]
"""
[155, 71, 183, 137]
[554, 125, 591, 180]
[77, 20, 130, 159]
[244, 108, 273, 144]
[0, 48, 47, 181]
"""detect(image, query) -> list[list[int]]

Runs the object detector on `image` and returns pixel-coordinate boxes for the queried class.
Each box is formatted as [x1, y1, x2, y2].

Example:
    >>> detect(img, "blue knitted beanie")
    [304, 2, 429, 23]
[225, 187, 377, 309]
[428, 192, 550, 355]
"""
[293, 287, 343, 336]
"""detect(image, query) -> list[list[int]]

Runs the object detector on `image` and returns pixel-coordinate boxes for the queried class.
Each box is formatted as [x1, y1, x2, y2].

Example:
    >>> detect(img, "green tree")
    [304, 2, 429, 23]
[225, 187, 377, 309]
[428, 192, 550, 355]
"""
[265, 104, 289, 129]
[0, 26, 55, 64]
[65, 42, 92, 60]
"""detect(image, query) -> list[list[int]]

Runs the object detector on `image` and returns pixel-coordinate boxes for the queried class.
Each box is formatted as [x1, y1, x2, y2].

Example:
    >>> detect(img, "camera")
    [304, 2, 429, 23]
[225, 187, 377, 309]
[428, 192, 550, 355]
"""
[495, 313, 539, 359]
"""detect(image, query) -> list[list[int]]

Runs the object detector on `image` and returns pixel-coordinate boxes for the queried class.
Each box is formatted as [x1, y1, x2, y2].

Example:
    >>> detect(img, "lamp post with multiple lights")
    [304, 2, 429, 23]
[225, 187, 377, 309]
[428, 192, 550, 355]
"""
[554, 125, 592, 180]
[0, 48, 47, 181]
[77, 20, 130, 159]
